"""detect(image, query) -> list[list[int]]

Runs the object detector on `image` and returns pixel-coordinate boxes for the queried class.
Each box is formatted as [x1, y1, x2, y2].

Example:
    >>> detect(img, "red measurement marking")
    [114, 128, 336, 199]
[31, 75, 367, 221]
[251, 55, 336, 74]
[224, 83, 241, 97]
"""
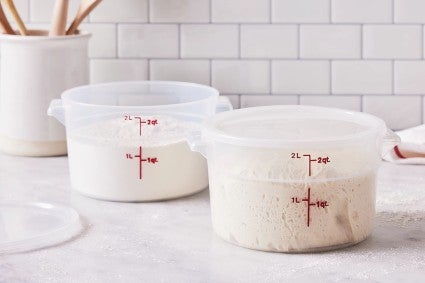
[134, 146, 143, 179]
[124, 115, 158, 137]
[292, 188, 329, 227]
[302, 155, 316, 177]
[291, 153, 330, 177]
[126, 146, 158, 180]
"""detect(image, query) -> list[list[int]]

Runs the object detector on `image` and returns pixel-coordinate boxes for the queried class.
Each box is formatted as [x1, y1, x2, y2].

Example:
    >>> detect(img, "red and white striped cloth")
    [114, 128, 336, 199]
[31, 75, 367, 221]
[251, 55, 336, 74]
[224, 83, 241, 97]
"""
[383, 125, 425, 164]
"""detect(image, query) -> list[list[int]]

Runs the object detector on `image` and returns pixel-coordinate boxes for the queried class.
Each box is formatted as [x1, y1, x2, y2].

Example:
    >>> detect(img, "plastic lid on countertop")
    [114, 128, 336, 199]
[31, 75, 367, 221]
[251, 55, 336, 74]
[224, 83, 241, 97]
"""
[0, 202, 82, 254]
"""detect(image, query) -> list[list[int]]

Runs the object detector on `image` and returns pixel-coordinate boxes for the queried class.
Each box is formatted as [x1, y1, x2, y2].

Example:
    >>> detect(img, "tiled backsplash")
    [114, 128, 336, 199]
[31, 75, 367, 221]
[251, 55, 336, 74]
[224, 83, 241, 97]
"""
[11, 0, 425, 129]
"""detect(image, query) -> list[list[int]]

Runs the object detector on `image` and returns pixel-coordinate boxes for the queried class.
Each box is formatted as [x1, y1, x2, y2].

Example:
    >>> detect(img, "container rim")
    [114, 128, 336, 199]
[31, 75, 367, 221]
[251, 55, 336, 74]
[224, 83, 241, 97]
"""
[0, 30, 91, 41]
[61, 81, 220, 109]
[202, 105, 387, 147]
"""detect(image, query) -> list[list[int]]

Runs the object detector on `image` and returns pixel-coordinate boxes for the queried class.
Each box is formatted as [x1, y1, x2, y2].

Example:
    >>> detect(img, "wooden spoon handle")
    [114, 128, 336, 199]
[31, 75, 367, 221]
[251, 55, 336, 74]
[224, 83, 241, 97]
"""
[49, 0, 68, 36]
[66, 0, 102, 35]
[2, 0, 26, 35]
[0, 2, 15, 34]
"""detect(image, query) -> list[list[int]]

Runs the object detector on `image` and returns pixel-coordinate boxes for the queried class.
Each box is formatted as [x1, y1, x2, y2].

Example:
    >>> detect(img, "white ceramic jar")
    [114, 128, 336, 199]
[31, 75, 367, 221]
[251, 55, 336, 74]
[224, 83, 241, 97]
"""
[0, 30, 90, 156]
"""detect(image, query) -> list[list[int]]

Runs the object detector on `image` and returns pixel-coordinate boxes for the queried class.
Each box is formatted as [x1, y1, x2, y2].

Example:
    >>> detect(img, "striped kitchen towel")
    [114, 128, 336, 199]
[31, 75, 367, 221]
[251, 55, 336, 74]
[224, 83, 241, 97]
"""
[384, 124, 425, 164]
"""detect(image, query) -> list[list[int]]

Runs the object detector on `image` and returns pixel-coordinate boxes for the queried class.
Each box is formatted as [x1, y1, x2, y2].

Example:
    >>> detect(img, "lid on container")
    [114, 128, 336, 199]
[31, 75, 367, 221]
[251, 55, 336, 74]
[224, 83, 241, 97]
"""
[202, 105, 387, 147]
[0, 202, 82, 254]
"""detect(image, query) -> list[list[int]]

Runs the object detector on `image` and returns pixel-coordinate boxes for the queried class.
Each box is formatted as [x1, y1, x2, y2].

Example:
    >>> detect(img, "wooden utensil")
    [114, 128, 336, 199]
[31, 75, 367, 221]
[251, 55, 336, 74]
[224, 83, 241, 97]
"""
[0, 2, 14, 34]
[66, 0, 102, 35]
[49, 0, 68, 36]
[2, 0, 26, 35]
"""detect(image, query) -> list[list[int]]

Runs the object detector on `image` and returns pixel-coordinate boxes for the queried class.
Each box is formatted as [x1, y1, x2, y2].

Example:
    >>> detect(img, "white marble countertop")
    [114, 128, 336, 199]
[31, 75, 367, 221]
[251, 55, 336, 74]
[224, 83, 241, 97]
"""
[0, 154, 424, 283]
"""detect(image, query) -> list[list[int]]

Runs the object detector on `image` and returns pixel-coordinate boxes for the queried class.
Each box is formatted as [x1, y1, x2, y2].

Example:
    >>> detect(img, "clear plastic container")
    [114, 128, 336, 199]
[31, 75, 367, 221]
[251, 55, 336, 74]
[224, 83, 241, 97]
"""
[48, 81, 232, 202]
[191, 105, 399, 253]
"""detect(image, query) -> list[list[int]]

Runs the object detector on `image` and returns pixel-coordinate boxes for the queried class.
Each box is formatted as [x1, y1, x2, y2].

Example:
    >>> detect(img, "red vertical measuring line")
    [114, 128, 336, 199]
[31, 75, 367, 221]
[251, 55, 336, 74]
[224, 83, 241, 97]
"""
[302, 187, 312, 227]
[135, 117, 143, 137]
[139, 146, 143, 180]
[307, 187, 311, 227]
[303, 154, 312, 177]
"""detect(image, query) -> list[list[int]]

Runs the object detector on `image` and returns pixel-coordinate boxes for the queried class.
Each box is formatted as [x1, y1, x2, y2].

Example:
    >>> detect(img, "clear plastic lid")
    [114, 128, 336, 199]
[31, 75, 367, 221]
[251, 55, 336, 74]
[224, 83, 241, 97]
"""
[0, 202, 82, 254]
[202, 105, 387, 147]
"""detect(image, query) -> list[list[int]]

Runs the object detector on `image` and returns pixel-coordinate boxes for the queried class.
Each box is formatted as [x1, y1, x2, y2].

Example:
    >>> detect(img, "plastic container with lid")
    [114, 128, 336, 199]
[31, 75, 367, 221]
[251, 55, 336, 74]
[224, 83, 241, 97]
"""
[190, 105, 399, 253]
[48, 81, 232, 202]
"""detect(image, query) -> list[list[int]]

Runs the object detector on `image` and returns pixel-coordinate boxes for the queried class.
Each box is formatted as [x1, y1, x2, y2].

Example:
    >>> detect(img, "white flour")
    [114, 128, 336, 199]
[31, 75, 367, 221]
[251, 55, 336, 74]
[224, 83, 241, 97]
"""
[209, 149, 377, 252]
[67, 115, 208, 201]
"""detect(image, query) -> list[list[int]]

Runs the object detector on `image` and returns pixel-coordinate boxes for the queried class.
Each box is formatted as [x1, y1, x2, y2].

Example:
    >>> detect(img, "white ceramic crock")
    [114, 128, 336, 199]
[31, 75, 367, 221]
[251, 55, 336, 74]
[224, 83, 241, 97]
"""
[0, 30, 90, 156]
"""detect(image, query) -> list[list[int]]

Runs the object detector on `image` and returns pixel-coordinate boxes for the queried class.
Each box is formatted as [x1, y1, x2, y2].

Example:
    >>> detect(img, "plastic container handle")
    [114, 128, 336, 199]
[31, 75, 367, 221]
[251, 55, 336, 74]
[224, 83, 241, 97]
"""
[188, 96, 233, 157]
[47, 99, 65, 125]
[216, 96, 233, 113]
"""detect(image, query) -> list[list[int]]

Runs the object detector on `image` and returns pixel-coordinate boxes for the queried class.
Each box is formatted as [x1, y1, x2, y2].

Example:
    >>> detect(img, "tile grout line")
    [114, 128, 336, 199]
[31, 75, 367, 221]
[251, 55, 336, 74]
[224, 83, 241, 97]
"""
[209, 0, 212, 23]
[329, 60, 333, 95]
[360, 24, 363, 59]
[391, 60, 395, 95]
[178, 24, 181, 59]
[115, 23, 119, 59]
[238, 24, 241, 59]
[86, 21, 425, 25]
[147, 0, 150, 23]
[28, 0, 31, 22]
[269, 0, 272, 23]
[269, 60, 273, 95]
[391, 0, 395, 23]
[329, 0, 332, 23]
[297, 24, 301, 59]
[209, 59, 212, 86]
[147, 59, 151, 80]
[420, 25, 425, 60]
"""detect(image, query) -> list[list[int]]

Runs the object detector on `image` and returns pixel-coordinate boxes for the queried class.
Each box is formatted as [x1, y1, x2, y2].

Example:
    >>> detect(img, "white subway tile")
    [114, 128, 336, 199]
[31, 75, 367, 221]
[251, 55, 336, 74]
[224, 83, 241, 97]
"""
[363, 25, 422, 59]
[118, 24, 178, 58]
[272, 0, 330, 23]
[80, 24, 116, 58]
[30, 0, 81, 22]
[211, 0, 269, 23]
[181, 25, 238, 58]
[363, 96, 422, 130]
[241, 25, 297, 58]
[272, 61, 330, 94]
[300, 95, 361, 111]
[240, 95, 298, 108]
[300, 25, 361, 58]
[394, 61, 425, 94]
[212, 60, 270, 94]
[150, 60, 210, 85]
[150, 0, 209, 23]
[90, 59, 148, 83]
[90, 0, 148, 22]
[332, 0, 392, 23]
[395, 0, 425, 23]
[332, 61, 392, 95]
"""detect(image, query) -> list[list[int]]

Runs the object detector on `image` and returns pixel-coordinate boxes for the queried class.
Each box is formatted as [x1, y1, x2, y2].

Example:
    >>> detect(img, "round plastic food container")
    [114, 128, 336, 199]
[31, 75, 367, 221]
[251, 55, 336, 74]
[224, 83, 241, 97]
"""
[48, 81, 232, 202]
[191, 105, 399, 253]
